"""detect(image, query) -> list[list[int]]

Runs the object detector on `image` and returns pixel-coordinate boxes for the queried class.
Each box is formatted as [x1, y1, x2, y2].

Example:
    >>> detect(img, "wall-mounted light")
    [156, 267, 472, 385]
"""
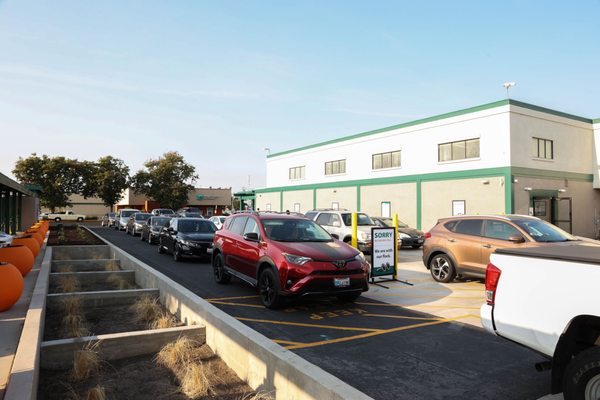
[523, 187, 533, 191]
[558, 188, 567, 193]
[513, 178, 519, 183]
[333, 189, 337, 193]
[481, 180, 490, 185]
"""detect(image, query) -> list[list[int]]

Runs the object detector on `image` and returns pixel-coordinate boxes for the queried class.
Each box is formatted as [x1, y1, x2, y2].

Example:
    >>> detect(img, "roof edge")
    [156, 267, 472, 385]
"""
[267, 99, 593, 159]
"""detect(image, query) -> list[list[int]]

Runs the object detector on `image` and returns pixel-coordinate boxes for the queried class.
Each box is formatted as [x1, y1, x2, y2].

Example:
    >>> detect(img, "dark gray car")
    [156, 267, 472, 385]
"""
[371, 216, 424, 248]
[141, 216, 172, 244]
[157, 218, 216, 261]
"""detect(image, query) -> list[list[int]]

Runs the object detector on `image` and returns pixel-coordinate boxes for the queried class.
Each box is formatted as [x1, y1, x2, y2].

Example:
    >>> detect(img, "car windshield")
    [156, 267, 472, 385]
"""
[151, 217, 171, 226]
[513, 220, 578, 242]
[183, 208, 200, 214]
[178, 220, 216, 233]
[184, 213, 202, 218]
[379, 218, 409, 228]
[135, 213, 151, 221]
[158, 209, 175, 214]
[121, 210, 137, 218]
[263, 219, 332, 242]
[341, 213, 374, 226]
[108, 213, 116, 217]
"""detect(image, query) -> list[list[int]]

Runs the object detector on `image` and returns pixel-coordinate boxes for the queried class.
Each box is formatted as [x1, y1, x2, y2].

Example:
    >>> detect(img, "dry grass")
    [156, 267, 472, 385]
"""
[104, 263, 120, 272]
[71, 342, 100, 381]
[107, 274, 132, 290]
[155, 336, 198, 370]
[151, 312, 178, 330]
[130, 295, 162, 323]
[56, 265, 74, 273]
[239, 392, 275, 400]
[62, 314, 90, 338]
[180, 362, 213, 398]
[61, 296, 83, 315]
[84, 385, 107, 400]
[56, 276, 80, 293]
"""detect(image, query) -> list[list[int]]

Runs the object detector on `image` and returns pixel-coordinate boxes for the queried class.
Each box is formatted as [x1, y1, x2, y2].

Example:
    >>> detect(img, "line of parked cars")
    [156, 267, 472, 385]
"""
[101, 208, 219, 262]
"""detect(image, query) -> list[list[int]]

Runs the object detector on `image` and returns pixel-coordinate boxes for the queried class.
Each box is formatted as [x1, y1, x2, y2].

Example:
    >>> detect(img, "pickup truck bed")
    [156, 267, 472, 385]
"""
[481, 243, 600, 398]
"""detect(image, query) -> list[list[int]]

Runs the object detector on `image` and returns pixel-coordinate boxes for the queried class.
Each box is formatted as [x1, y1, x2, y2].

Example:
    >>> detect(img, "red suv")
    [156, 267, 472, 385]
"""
[212, 212, 370, 309]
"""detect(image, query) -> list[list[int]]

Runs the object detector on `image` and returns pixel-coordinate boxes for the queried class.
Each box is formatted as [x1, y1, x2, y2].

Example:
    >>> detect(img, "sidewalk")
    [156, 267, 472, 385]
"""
[0, 243, 45, 400]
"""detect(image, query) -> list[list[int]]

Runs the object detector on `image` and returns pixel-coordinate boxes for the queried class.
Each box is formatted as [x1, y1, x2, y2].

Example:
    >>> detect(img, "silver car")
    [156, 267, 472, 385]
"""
[115, 209, 140, 231]
[125, 212, 152, 236]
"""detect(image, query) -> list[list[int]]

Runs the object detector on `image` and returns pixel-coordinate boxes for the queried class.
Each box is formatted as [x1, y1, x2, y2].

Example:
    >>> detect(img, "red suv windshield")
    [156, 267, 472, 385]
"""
[263, 219, 332, 242]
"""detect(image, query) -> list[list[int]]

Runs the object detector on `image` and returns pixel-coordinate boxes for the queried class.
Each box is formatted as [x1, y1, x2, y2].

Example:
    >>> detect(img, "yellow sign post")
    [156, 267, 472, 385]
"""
[351, 212, 358, 249]
[392, 213, 399, 280]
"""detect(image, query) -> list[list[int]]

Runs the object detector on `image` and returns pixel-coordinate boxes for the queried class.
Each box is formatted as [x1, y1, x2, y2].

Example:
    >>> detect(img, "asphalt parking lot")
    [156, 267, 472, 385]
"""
[91, 225, 551, 400]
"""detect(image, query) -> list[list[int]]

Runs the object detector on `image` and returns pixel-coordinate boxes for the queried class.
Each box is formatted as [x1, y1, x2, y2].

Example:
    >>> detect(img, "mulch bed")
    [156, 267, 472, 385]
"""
[38, 346, 257, 400]
[48, 225, 105, 246]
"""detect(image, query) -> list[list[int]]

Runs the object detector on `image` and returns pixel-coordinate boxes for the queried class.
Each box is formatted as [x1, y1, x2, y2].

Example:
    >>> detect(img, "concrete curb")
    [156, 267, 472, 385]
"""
[94, 233, 373, 400]
[41, 325, 206, 369]
[3, 246, 52, 400]
[46, 288, 159, 308]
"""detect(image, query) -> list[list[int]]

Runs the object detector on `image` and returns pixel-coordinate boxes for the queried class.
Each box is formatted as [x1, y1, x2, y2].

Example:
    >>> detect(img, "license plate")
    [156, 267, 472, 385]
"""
[334, 277, 350, 288]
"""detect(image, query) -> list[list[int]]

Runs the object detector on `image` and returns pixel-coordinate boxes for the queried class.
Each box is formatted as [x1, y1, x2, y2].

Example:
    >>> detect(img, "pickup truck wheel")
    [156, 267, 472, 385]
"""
[429, 254, 456, 283]
[54, 217, 61, 222]
[213, 253, 231, 284]
[563, 346, 600, 400]
[76, 217, 83, 222]
[258, 268, 285, 309]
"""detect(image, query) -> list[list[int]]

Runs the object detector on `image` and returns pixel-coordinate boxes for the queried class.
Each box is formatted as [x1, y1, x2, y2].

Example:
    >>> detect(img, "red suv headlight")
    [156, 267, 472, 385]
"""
[282, 253, 312, 266]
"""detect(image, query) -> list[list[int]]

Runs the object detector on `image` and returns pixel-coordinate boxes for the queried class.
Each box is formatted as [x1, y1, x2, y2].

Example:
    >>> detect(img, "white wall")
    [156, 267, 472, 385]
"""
[510, 105, 594, 175]
[593, 122, 600, 189]
[266, 105, 512, 188]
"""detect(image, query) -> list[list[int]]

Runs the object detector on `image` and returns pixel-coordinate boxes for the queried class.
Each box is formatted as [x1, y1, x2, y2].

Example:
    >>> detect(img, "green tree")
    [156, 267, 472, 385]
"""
[13, 154, 92, 211]
[130, 151, 198, 210]
[95, 156, 130, 210]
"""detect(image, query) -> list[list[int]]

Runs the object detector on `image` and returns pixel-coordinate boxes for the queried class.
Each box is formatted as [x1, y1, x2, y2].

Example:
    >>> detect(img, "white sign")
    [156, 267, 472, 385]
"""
[371, 227, 396, 277]
[452, 200, 465, 216]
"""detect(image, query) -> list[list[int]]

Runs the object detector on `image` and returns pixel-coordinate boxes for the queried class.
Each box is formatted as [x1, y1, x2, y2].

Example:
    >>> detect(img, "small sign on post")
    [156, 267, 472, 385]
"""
[371, 227, 396, 278]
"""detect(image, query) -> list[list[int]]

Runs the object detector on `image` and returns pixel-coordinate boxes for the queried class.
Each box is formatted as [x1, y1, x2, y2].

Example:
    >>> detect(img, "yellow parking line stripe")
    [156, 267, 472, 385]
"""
[362, 313, 441, 321]
[356, 301, 481, 310]
[235, 317, 383, 332]
[205, 295, 260, 301]
[209, 300, 264, 308]
[370, 293, 484, 300]
[285, 315, 471, 350]
[273, 339, 305, 346]
[408, 287, 483, 292]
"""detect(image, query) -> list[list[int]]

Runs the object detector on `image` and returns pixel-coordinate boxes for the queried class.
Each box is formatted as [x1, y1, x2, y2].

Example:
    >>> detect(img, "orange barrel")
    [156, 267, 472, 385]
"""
[0, 263, 24, 312]
[12, 237, 40, 257]
[0, 245, 34, 276]
[24, 231, 44, 246]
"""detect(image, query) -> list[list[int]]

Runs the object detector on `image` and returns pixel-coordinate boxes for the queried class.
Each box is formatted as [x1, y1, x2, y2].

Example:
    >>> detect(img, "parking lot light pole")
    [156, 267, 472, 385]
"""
[351, 212, 358, 249]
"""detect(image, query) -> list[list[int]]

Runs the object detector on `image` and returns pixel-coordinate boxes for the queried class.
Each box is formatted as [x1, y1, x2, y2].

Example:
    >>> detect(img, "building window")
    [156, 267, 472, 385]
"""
[289, 166, 305, 180]
[293, 203, 301, 213]
[532, 137, 553, 159]
[438, 138, 480, 162]
[381, 201, 391, 218]
[325, 159, 346, 175]
[372, 150, 401, 170]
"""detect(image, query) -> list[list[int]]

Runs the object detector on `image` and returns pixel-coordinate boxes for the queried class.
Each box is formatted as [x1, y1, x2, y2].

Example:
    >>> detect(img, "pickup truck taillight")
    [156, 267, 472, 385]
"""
[424, 232, 431, 240]
[485, 263, 502, 305]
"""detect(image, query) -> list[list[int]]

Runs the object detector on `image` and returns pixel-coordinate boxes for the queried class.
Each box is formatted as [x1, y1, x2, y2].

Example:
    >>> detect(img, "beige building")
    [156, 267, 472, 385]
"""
[257, 99, 600, 238]
[116, 187, 232, 216]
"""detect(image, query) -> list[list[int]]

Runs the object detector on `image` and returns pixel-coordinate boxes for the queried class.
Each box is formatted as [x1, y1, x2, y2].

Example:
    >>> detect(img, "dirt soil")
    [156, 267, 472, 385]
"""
[44, 303, 181, 341]
[38, 346, 257, 400]
[48, 225, 105, 246]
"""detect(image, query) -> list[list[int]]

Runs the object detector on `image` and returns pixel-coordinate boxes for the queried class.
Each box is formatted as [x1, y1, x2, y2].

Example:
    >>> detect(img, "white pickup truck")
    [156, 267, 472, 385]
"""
[46, 210, 86, 222]
[480, 244, 600, 400]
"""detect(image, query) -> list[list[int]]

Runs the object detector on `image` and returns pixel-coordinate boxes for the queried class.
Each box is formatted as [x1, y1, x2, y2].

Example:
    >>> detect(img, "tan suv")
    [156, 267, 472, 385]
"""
[422, 214, 582, 282]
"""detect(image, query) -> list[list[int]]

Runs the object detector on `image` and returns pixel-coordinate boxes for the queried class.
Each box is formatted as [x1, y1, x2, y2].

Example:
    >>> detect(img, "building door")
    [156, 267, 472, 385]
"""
[553, 197, 572, 233]
[533, 197, 552, 223]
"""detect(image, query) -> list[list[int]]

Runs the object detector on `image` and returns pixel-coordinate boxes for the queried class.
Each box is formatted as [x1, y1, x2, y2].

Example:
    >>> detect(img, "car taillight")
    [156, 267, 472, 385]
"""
[424, 232, 432, 240]
[485, 263, 502, 305]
